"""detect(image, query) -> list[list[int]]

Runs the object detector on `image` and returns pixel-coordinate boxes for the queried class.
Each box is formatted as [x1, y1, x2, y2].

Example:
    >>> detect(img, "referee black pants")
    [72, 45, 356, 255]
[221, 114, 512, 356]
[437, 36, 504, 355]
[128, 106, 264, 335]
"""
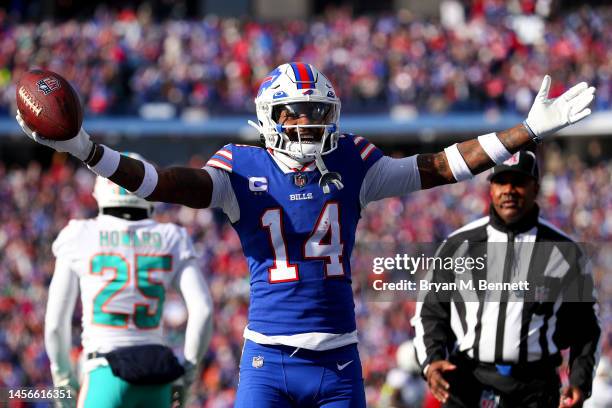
[443, 353, 561, 408]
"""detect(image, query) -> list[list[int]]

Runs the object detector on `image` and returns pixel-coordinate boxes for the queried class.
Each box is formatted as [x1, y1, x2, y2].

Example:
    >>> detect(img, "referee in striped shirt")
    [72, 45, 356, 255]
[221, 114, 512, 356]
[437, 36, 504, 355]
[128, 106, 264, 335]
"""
[412, 151, 600, 407]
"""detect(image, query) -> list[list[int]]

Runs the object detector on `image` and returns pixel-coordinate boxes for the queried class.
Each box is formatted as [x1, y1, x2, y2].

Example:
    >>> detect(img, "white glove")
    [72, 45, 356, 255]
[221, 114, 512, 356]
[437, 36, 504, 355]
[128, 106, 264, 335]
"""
[16, 112, 94, 161]
[524, 75, 595, 141]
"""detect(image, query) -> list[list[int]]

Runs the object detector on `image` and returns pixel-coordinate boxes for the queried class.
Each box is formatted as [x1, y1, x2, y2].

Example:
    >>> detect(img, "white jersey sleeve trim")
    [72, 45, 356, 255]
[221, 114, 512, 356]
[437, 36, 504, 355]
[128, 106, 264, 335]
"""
[203, 166, 240, 223]
[216, 150, 232, 160]
[243, 326, 358, 351]
[44, 257, 79, 385]
[359, 155, 421, 207]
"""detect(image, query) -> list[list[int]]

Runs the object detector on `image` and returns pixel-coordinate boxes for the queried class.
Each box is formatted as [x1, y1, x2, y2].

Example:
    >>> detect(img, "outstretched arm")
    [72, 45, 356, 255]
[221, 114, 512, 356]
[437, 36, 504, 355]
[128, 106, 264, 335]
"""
[358, 76, 594, 204]
[417, 124, 530, 189]
[14, 114, 214, 209]
[417, 76, 594, 189]
[88, 149, 214, 209]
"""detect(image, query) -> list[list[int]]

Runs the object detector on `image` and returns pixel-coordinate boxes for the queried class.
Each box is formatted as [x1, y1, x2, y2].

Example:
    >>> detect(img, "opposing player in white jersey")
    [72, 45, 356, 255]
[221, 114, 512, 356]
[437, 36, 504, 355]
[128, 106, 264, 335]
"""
[44, 156, 213, 408]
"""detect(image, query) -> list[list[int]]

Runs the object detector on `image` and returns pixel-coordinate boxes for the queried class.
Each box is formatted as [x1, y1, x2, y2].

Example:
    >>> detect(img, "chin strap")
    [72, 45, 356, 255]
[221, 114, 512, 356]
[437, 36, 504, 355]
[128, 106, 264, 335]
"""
[315, 153, 343, 194]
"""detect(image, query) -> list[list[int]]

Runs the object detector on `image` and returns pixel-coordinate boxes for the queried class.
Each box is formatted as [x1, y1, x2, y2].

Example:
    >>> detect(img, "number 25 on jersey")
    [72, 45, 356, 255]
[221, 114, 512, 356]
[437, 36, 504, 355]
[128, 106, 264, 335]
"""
[90, 254, 172, 328]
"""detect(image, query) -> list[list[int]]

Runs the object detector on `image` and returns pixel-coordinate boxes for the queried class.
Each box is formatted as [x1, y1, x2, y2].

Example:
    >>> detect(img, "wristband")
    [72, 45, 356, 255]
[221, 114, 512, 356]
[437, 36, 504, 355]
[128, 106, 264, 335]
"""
[133, 160, 158, 198]
[477, 133, 512, 164]
[83, 142, 98, 165]
[522, 120, 542, 144]
[87, 145, 120, 178]
[444, 143, 473, 181]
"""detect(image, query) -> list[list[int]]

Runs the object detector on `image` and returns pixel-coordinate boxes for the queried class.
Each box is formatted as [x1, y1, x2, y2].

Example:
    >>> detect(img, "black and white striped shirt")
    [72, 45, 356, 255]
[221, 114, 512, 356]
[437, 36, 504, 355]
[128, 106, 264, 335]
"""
[412, 205, 600, 395]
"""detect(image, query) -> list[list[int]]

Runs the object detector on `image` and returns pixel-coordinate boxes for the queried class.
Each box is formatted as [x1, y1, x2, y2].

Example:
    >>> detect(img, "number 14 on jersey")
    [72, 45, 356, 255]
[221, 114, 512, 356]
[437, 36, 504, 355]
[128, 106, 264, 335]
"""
[261, 202, 345, 283]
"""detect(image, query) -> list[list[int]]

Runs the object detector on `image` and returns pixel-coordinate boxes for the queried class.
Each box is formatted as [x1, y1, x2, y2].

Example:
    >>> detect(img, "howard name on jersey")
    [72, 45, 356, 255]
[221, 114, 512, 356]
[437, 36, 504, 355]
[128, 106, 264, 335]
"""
[206, 134, 382, 338]
[52, 215, 197, 353]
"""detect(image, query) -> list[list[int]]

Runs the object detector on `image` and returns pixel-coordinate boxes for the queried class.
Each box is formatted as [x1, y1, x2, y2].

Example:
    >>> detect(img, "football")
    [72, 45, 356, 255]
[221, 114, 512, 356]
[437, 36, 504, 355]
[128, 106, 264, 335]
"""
[16, 69, 83, 141]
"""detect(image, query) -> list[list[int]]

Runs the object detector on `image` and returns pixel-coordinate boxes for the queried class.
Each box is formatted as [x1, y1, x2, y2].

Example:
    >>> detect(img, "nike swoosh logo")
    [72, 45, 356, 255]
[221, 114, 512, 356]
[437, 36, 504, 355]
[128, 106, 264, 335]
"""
[336, 360, 353, 371]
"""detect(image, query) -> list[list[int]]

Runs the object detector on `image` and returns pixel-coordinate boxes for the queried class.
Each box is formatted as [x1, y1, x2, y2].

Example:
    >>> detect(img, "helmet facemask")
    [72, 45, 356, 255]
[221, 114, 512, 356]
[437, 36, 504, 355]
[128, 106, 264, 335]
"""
[269, 102, 338, 162]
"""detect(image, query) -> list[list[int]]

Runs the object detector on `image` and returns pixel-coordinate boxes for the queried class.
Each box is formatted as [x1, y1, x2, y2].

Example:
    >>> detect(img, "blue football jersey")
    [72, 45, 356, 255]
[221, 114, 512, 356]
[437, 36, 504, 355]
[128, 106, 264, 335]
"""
[207, 135, 383, 336]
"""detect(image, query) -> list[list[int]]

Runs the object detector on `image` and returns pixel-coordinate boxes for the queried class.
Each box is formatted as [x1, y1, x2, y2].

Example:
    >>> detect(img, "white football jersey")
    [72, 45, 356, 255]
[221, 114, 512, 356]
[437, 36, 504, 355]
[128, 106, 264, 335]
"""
[52, 214, 197, 353]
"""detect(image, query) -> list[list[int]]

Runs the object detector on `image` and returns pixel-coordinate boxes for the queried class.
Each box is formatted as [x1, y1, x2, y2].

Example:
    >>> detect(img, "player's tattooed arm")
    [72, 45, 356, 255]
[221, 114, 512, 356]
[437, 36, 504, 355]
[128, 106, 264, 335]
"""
[88, 148, 213, 208]
[415, 152, 451, 189]
[417, 124, 534, 189]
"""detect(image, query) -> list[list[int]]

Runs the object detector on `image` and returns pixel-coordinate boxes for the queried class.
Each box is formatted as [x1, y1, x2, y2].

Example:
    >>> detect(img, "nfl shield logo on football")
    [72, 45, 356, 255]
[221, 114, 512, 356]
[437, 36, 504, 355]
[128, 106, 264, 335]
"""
[37, 77, 61, 95]
[294, 173, 307, 188]
[252, 356, 264, 368]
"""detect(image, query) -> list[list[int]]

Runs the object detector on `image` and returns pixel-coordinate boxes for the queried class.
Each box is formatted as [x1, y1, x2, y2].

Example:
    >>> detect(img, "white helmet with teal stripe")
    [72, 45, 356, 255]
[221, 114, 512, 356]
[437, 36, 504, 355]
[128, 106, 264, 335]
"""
[93, 152, 154, 215]
[249, 62, 341, 163]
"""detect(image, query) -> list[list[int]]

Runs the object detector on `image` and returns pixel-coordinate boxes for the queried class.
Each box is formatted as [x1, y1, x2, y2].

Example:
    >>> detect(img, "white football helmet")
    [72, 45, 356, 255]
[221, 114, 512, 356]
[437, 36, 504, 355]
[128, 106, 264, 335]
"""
[250, 62, 341, 163]
[93, 152, 154, 216]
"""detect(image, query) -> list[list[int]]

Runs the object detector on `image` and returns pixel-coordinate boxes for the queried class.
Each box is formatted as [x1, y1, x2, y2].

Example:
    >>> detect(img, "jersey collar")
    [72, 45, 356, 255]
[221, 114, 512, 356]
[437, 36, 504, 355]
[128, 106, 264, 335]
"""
[268, 149, 317, 174]
[488, 204, 540, 234]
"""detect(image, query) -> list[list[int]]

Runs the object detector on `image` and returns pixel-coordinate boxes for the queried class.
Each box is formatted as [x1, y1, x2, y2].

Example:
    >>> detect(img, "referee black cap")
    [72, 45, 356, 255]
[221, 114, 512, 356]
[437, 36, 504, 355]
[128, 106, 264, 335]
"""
[488, 150, 539, 181]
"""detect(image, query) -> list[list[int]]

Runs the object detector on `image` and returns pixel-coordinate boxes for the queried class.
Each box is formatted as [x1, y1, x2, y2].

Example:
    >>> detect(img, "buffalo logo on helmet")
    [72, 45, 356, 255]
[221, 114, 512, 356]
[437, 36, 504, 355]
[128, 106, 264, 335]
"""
[37, 77, 61, 95]
[257, 68, 282, 97]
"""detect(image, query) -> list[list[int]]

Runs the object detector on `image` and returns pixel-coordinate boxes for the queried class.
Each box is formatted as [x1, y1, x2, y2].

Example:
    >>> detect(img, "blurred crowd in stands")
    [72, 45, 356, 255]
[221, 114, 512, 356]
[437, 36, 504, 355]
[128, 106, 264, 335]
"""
[1, 2, 612, 118]
[1, 0, 612, 406]
[0, 146, 610, 407]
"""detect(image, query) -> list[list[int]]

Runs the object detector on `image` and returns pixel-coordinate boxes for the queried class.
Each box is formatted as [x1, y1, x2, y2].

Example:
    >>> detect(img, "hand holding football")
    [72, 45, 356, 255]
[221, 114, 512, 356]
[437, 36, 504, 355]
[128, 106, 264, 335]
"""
[16, 69, 83, 141]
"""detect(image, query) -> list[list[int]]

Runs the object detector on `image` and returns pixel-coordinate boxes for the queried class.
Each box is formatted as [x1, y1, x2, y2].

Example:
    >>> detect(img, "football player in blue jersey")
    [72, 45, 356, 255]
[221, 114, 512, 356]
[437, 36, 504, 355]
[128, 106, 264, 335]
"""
[17, 62, 595, 407]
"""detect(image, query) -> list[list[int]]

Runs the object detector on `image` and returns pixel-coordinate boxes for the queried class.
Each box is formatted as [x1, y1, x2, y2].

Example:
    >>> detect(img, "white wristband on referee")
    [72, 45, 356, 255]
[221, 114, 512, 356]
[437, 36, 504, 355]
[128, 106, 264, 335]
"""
[87, 145, 120, 178]
[133, 160, 158, 198]
[444, 143, 473, 181]
[478, 133, 512, 164]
